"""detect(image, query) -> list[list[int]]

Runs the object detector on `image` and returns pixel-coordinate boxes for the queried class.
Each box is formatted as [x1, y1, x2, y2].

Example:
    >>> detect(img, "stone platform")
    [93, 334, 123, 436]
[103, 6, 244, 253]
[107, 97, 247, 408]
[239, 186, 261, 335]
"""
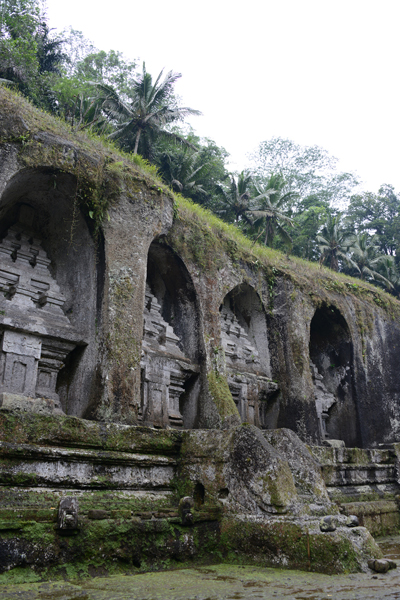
[0, 411, 386, 581]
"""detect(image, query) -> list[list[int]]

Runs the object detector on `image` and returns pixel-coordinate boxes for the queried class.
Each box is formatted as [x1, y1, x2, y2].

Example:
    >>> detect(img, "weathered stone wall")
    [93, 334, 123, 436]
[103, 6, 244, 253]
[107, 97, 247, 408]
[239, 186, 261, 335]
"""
[165, 217, 400, 447]
[1, 88, 400, 448]
[0, 90, 174, 425]
[0, 414, 385, 579]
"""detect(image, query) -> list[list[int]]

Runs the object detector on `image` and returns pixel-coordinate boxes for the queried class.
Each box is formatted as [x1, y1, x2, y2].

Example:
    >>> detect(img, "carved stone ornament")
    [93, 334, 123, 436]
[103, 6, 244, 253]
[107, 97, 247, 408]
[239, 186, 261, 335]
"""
[58, 497, 79, 530]
[140, 285, 198, 428]
[310, 360, 336, 441]
[0, 206, 83, 412]
[220, 304, 278, 427]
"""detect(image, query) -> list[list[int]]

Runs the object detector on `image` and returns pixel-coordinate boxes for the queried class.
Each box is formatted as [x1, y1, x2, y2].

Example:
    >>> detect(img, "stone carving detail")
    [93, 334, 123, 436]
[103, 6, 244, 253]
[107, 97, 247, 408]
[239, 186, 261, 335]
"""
[310, 361, 337, 440]
[0, 207, 81, 411]
[58, 497, 79, 530]
[140, 285, 198, 428]
[0, 227, 67, 316]
[221, 306, 262, 367]
[220, 305, 278, 427]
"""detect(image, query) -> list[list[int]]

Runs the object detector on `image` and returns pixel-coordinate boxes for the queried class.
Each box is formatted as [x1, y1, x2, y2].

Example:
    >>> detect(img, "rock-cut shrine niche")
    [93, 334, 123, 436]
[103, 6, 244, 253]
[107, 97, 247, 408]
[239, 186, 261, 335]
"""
[220, 284, 278, 428]
[309, 305, 360, 447]
[0, 205, 82, 413]
[140, 241, 200, 429]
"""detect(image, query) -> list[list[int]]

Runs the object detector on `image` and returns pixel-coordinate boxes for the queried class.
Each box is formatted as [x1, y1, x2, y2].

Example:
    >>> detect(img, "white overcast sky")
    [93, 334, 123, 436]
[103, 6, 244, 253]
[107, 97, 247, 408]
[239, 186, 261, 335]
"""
[44, 0, 400, 193]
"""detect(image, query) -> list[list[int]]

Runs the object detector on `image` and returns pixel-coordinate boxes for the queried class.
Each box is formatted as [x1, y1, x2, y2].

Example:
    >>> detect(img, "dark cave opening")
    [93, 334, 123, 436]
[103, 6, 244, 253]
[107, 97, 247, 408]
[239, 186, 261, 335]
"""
[309, 305, 360, 447]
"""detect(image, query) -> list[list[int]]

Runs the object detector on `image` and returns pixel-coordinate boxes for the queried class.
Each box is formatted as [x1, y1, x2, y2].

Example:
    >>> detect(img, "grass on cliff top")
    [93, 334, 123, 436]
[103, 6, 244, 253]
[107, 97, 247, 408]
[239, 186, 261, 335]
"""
[1, 86, 399, 317]
[0, 86, 171, 193]
[174, 194, 400, 317]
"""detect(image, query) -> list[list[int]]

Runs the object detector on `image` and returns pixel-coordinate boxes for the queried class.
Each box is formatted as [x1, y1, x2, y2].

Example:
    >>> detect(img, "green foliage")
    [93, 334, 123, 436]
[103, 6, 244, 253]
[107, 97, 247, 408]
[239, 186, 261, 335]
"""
[245, 172, 295, 248]
[345, 232, 394, 288]
[0, 0, 39, 83]
[154, 129, 230, 208]
[215, 170, 257, 224]
[290, 196, 330, 260]
[94, 62, 201, 158]
[156, 147, 209, 199]
[52, 29, 138, 129]
[317, 213, 357, 272]
[0, 0, 64, 110]
[247, 137, 365, 263]
[346, 184, 400, 256]
[249, 136, 359, 207]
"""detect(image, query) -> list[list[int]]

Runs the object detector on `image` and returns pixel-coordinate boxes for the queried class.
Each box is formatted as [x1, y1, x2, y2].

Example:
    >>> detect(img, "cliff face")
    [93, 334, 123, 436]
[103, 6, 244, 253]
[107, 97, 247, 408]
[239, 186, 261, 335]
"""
[1, 87, 400, 448]
[1, 88, 400, 583]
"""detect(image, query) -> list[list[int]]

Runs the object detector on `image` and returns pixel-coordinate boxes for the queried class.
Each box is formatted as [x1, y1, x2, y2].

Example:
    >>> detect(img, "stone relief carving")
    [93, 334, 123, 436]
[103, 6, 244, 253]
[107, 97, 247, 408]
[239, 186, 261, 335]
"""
[220, 305, 278, 427]
[0, 206, 82, 412]
[310, 361, 336, 441]
[140, 285, 198, 428]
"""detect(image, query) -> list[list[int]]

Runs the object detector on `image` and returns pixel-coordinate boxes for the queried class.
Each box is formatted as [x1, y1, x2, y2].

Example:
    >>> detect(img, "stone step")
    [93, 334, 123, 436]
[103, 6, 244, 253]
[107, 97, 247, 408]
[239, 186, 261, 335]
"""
[310, 445, 400, 500]
[327, 482, 400, 502]
[311, 446, 396, 466]
[340, 500, 400, 537]
[0, 442, 176, 490]
[321, 463, 397, 487]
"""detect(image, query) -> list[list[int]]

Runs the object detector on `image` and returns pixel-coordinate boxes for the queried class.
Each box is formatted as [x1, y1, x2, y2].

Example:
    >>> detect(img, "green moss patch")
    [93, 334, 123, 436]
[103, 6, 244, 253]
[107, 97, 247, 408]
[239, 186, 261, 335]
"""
[0, 412, 182, 454]
[207, 371, 238, 420]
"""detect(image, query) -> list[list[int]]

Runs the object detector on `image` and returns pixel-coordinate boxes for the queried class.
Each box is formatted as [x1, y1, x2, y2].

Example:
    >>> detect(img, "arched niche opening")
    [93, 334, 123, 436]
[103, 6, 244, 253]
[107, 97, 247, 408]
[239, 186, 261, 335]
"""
[309, 304, 360, 447]
[141, 239, 202, 429]
[220, 283, 278, 428]
[0, 168, 101, 417]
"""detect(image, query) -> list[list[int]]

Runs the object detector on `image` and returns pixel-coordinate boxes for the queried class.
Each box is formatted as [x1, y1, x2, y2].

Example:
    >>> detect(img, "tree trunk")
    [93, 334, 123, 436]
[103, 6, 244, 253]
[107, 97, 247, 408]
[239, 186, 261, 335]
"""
[133, 128, 142, 155]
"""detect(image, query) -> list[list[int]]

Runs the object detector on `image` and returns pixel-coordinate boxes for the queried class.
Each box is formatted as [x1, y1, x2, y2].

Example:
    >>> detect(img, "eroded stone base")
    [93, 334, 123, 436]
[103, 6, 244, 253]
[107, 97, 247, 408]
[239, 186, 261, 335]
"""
[0, 413, 392, 581]
[0, 392, 64, 416]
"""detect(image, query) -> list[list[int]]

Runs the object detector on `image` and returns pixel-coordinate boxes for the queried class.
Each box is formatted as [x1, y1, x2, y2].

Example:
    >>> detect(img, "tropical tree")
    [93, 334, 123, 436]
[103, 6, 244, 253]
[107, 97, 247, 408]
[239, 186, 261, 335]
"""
[377, 256, 400, 295]
[317, 213, 357, 272]
[48, 29, 138, 128]
[245, 173, 294, 248]
[215, 171, 260, 224]
[95, 62, 201, 158]
[0, 0, 40, 87]
[249, 137, 360, 209]
[290, 195, 330, 260]
[157, 147, 209, 200]
[154, 129, 230, 208]
[347, 233, 393, 288]
[346, 185, 400, 256]
[0, 0, 64, 109]
[35, 21, 65, 75]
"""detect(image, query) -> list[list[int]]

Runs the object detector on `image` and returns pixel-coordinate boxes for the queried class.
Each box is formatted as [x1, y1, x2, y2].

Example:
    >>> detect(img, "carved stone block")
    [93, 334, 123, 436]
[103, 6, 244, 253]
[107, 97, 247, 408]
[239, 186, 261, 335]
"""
[140, 285, 198, 428]
[221, 304, 278, 428]
[0, 208, 81, 411]
[58, 497, 79, 530]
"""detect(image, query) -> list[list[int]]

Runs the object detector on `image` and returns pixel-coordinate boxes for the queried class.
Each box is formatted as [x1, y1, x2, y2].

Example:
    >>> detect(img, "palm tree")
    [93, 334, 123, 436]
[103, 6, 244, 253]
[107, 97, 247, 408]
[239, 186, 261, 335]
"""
[95, 63, 201, 158]
[215, 171, 266, 224]
[348, 233, 394, 288]
[317, 213, 357, 271]
[35, 21, 65, 75]
[378, 256, 400, 295]
[245, 173, 295, 248]
[157, 148, 209, 201]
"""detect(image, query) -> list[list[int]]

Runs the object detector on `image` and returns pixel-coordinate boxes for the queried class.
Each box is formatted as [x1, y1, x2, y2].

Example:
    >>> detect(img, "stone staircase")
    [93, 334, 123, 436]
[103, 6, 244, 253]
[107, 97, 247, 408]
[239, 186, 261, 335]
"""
[310, 445, 400, 536]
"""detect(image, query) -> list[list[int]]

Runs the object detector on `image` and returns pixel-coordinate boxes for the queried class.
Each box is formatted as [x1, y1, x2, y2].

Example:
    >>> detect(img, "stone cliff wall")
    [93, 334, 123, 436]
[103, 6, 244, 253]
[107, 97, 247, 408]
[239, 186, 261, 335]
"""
[1, 87, 400, 448]
[1, 88, 400, 583]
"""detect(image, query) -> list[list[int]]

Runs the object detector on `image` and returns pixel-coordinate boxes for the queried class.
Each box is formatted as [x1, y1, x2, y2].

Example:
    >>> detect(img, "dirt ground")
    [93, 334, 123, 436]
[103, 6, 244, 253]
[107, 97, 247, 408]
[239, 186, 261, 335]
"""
[1, 536, 400, 600]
